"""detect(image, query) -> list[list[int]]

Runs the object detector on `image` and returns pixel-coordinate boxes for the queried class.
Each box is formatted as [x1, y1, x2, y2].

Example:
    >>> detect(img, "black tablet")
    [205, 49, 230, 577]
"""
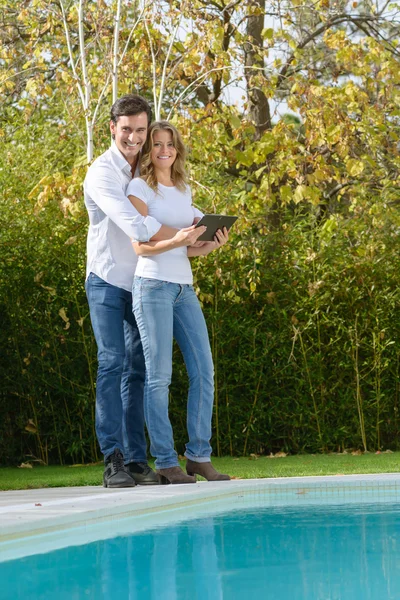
[195, 214, 238, 242]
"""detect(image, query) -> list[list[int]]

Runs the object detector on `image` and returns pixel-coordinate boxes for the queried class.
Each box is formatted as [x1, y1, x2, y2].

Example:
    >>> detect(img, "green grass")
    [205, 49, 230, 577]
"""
[0, 453, 399, 491]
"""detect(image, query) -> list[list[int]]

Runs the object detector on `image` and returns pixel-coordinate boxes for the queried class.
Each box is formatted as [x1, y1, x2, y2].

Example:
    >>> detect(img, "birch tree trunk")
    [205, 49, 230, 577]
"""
[59, 0, 144, 162]
[112, 0, 122, 103]
[78, 0, 93, 161]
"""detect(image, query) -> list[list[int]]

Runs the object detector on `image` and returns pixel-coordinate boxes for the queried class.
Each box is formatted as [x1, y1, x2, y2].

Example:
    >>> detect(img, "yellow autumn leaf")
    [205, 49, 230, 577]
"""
[64, 236, 77, 246]
[313, 169, 326, 182]
[40, 284, 56, 296]
[346, 159, 364, 177]
[25, 78, 38, 97]
[280, 185, 292, 203]
[230, 114, 241, 129]
[293, 185, 306, 204]
[28, 176, 53, 199]
[59, 308, 69, 323]
[25, 419, 37, 434]
[262, 28, 274, 40]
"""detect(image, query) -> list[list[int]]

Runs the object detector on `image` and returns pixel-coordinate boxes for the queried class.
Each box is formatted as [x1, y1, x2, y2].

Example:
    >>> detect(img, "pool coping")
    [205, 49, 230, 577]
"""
[1, 472, 400, 544]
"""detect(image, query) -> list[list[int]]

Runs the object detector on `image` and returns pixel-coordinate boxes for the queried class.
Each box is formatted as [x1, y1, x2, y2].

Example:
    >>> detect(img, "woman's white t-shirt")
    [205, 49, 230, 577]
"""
[126, 178, 199, 285]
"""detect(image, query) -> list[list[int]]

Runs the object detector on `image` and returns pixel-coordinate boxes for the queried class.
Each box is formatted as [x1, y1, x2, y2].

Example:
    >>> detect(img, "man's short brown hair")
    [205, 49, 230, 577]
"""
[110, 95, 152, 125]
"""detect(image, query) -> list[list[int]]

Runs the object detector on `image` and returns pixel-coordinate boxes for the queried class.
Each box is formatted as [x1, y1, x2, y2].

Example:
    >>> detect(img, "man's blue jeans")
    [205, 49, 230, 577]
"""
[132, 277, 214, 470]
[85, 273, 147, 463]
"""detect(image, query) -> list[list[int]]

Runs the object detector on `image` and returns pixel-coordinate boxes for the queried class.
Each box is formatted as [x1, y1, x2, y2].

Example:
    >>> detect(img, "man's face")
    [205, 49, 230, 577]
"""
[110, 113, 148, 164]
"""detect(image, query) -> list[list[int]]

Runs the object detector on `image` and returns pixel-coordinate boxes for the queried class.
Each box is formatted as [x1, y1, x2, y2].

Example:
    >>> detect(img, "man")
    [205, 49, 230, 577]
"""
[84, 95, 204, 487]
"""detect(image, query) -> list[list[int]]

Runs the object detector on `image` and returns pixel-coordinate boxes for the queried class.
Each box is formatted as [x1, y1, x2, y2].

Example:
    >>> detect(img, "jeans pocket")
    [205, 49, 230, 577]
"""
[139, 278, 167, 291]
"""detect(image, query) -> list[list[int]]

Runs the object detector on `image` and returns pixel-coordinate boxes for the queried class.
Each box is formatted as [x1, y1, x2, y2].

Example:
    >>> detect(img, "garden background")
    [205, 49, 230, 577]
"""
[1, 0, 400, 465]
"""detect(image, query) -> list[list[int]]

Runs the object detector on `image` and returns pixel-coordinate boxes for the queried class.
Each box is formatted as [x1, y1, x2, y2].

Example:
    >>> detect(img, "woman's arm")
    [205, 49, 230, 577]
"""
[133, 240, 175, 256]
[187, 228, 229, 257]
[133, 225, 207, 256]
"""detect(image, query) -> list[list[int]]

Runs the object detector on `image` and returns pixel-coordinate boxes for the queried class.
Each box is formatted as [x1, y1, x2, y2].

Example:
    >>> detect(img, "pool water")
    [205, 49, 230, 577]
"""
[1, 502, 400, 599]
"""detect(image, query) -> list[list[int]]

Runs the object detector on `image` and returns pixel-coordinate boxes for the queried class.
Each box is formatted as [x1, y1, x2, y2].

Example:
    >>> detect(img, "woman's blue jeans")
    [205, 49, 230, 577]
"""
[132, 277, 215, 470]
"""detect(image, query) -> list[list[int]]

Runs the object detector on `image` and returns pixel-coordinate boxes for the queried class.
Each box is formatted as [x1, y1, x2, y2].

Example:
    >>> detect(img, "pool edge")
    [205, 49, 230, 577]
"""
[1, 472, 400, 543]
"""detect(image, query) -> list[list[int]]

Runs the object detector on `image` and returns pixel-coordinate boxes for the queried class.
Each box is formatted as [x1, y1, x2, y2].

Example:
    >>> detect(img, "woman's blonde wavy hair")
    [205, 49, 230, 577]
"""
[140, 121, 188, 192]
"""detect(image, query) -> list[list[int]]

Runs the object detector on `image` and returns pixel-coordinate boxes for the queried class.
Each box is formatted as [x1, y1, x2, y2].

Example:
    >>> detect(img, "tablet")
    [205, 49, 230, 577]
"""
[195, 214, 238, 242]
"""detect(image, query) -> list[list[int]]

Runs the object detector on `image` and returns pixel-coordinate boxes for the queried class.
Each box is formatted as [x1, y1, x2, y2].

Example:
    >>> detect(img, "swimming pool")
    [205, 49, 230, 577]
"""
[1, 475, 400, 599]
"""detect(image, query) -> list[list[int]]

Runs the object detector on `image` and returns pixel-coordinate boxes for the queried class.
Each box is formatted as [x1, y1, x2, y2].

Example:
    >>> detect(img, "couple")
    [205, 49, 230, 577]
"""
[84, 94, 231, 487]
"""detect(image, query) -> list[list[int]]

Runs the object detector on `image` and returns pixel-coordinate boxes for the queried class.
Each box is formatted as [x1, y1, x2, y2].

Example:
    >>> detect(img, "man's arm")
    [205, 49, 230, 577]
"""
[125, 191, 179, 241]
[85, 166, 177, 242]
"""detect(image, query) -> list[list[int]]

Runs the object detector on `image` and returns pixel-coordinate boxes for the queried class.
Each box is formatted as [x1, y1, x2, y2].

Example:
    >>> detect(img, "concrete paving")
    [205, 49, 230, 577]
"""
[0, 480, 237, 538]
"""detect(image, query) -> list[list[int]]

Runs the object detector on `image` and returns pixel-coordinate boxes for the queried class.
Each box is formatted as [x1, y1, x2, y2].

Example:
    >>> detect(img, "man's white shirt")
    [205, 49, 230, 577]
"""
[84, 142, 162, 292]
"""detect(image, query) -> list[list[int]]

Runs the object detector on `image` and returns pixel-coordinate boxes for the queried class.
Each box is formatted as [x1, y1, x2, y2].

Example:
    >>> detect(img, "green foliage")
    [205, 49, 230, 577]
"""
[1, 0, 400, 464]
[4, 110, 400, 463]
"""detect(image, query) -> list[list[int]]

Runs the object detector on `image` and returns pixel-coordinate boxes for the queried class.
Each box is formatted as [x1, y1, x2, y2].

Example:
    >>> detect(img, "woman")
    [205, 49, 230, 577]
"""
[126, 121, 230, 484]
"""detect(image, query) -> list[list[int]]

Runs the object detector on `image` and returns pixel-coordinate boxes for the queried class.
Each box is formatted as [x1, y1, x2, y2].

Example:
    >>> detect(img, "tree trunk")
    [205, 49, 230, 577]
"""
[244, 0, 271, 139]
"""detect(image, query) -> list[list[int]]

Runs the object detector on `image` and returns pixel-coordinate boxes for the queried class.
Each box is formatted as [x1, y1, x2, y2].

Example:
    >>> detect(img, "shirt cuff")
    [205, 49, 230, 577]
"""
[144, 215, 162, 240]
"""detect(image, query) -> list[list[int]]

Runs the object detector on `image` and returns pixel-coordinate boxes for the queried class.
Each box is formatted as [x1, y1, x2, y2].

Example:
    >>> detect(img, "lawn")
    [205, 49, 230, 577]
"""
[0, 452, 399, 491]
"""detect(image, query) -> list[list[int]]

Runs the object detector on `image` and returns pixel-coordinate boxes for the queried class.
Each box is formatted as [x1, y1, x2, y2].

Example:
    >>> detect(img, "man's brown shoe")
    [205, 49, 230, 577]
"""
[186, 459, 231, 481]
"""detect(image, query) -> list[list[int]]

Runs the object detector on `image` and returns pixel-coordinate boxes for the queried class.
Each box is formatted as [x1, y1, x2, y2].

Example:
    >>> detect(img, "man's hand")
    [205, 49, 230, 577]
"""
[173, 225, 207, 247]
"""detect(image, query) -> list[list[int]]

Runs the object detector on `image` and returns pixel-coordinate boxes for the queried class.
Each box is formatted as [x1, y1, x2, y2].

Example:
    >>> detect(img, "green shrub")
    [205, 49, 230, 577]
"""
[1, 108, 400, 464]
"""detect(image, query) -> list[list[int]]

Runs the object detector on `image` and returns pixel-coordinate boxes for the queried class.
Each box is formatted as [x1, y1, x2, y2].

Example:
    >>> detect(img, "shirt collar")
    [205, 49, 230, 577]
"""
[110, 141, 132, 176]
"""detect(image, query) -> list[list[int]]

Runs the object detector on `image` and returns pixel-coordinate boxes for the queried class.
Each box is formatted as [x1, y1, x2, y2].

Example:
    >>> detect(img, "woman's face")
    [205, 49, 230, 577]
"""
[151, 130, 177, 170]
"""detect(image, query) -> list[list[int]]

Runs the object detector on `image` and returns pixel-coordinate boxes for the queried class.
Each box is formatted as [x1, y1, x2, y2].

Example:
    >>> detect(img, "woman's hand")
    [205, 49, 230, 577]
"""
[173, 225, 207, 247]
[187, 227, 230, 257]
[202, 227, 229, 254]
[211, 227, 229, 249]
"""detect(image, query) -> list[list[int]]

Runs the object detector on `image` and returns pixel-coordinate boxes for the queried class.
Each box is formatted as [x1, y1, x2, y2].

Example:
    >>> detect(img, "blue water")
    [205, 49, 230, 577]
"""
[1, 503, 400, 599]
